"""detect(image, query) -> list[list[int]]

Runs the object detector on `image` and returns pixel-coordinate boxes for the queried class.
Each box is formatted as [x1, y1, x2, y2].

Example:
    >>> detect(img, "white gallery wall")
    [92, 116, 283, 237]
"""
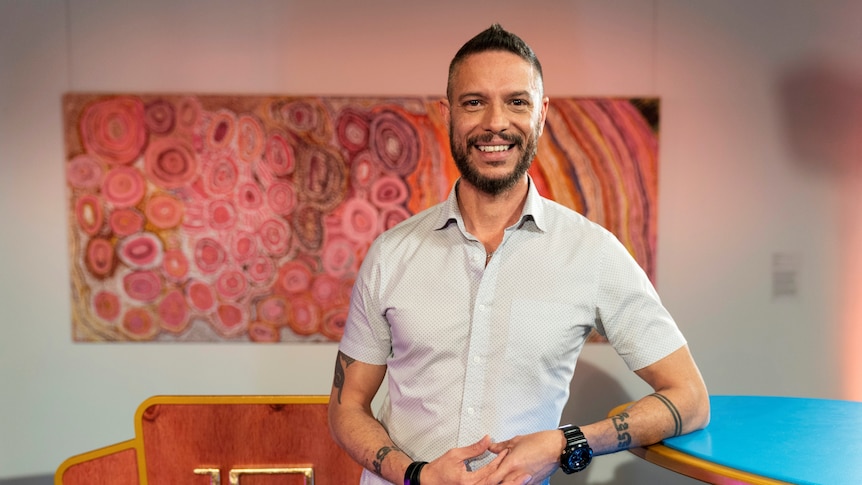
[1, 0, 861, 483]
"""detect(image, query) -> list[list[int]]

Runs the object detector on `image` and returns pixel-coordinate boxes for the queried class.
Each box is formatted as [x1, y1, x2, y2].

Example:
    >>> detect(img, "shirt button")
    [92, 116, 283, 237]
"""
[473, 355, 481, 364]
[478, 304, 486, 311]
[467, 407, 475, 415]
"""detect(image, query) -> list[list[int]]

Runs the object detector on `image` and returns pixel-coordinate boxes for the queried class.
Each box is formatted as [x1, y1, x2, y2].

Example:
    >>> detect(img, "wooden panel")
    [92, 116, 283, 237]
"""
[138, 397, 361, 485]
[56, 440, 140, 485]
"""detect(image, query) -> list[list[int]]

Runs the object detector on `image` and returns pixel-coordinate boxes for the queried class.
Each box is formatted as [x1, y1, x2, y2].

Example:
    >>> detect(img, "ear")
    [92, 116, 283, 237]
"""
[439, 97, 451, 125]
[537, 96, 550, 135]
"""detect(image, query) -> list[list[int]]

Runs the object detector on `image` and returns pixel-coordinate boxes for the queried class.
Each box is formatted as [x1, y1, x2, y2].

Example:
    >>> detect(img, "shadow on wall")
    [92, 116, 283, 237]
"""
[779, 62, 862, 176]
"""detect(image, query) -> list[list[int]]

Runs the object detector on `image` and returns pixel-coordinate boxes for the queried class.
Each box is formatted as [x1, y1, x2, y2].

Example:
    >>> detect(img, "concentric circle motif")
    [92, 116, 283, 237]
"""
[275, 261, 313, 295]
[193, 237, 226, 274]
[206, 111, 236, 149]
[102, 166, 146, 208]
[75, 194, 103, 236]
[246, 255, 275, 285]
[237, 115, 265, 163]
[349, 151, 379, 190]
[109, 208, 145, 236]
[258, 217, 291, 256]
[175, 97, 202, 132]
[162, 249, 189, 280]
[67, 154, 104, 189]
[310, 273, 341, 307]
[281, 100, 321, 134]
[215, 303, 247, 335]
[122, 270, 162, 302]
[370, 175, 409, 207]
[208, 199, 237, 231]
[264, 133, 295, 177]
[117, 232, 164, 269]
[368, 110, 420, 176]
[229, 231, 257, 263]
[216, 269, 247, 300]
[340, 197, 379, 244]
[203, 156, 239, 196]
[256, 294, 289, 325]
[121, 307, 158, 340]
[80, 97, 147, 165]
[144, 194, 184, 229]
[236, 182, 264, 211]
[92, 291, 121, 321]
[292, 205, 324, 251]
[336, 108, 370, 153]
[286, 296, 320, 336]
[157, 289, 189, 332]
[296, 147, 347, 211]
[144, 99, 176, 135]
[379, 206, 412, 233]
[321, 309, 348, 341]
[85, 238, 116, 278]
[144, 138, 198, 189]
[187, 280, 216, 313]
[266, 181, 297, 215]
[321, 237, 356, 277]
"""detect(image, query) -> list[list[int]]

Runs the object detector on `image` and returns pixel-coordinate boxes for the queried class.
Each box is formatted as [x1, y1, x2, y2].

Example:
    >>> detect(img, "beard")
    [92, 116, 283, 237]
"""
[450, 126, 540, 196]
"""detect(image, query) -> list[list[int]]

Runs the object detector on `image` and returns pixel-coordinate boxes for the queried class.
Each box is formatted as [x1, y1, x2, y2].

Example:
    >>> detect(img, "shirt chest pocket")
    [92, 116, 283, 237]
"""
[505, 299, 587, 365]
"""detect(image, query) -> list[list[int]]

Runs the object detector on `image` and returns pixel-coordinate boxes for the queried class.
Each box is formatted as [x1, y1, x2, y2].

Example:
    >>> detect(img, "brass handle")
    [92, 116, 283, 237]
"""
[229, 467, 315, 485]
[193, 468, 220, 485]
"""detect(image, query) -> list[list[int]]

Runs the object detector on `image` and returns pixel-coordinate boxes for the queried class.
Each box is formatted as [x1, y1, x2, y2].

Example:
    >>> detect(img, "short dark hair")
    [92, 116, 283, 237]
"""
[447, 24, 544, 100]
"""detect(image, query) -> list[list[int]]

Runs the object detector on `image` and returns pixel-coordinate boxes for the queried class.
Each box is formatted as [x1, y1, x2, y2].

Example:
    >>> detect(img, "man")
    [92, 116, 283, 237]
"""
[329, 24, 710, 485]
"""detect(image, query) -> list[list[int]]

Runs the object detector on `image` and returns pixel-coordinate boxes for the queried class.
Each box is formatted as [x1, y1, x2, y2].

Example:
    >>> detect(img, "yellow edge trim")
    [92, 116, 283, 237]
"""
[54, 438, 139, 485]
[132, 395, 330, 485]
[55, 395, 331, 485]
[608, 403, 789, 485]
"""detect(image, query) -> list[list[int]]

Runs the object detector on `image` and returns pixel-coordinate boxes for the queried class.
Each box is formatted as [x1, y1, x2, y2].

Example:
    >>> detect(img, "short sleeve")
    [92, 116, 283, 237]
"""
[338, 236, 392, 365]
[596, 233, 686, 371]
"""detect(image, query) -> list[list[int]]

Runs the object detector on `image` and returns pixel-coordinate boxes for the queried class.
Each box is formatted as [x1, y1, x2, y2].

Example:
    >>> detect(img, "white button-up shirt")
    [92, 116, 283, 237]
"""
[339, 178, 685, 485]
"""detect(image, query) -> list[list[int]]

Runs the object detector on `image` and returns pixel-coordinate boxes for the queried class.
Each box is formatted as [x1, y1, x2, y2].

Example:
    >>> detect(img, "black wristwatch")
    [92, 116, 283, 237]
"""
[558, 424, 593, 473]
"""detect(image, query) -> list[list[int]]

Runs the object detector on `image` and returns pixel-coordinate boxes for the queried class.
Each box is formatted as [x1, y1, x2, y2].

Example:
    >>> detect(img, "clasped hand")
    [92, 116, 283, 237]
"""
[418, 431, 561, 485]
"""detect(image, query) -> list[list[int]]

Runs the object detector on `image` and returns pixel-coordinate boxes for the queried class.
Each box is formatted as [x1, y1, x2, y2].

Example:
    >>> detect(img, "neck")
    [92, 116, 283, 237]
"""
[457, 175, 529, 252]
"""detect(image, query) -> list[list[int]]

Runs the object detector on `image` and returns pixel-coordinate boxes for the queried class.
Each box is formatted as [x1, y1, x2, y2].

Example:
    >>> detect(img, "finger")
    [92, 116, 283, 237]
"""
[487, 439, 510, 454]
[453, 434, 493, 460]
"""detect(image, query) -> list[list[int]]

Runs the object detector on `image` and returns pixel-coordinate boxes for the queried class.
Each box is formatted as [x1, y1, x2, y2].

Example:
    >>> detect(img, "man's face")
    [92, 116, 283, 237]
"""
[442, 50, 549, 196]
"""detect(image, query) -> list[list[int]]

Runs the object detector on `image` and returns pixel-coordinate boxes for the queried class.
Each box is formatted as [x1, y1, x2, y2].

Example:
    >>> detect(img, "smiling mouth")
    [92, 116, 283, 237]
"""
[476, 144, 514, 152]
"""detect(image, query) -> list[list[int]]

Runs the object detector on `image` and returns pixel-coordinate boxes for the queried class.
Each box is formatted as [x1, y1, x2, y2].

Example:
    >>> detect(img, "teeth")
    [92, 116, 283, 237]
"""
[478, 145, 511, 152]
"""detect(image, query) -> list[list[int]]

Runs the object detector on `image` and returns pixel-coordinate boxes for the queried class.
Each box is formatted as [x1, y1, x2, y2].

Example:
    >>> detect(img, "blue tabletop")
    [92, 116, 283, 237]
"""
[662, 395, 862, 485]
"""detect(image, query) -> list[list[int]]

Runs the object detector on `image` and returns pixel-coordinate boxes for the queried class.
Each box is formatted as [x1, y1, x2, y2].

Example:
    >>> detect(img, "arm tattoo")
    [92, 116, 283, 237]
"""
[332, 351, 356, 404]
[612, 412, 632, 449]
[372, 445, 402, 476]
[650, 392, 683, 436]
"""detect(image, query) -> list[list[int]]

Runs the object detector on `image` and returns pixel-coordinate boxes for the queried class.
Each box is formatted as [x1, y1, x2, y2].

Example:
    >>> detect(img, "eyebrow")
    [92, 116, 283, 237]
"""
[456, 90, 533, 102]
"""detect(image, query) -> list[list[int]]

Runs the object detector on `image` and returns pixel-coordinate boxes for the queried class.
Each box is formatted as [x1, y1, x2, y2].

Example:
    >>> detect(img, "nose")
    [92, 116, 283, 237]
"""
[483, 102, 509, 134]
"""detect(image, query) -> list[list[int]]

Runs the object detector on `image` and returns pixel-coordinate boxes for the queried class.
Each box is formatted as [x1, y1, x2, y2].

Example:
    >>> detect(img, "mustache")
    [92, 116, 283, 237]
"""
[468, 132, 524, 146]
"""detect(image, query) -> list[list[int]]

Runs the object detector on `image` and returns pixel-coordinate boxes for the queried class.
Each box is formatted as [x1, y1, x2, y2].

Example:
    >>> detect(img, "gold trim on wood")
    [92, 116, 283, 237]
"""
[229, 467, 315, 485]
[193, 468, 221, 485]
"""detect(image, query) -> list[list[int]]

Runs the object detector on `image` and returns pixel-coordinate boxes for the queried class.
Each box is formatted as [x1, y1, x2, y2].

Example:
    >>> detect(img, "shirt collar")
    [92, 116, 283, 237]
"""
[433, 175, 547, 232]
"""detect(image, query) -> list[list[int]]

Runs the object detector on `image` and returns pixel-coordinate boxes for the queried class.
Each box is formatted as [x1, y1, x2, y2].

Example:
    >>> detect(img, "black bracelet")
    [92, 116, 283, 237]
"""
[404, 461, 428, 485]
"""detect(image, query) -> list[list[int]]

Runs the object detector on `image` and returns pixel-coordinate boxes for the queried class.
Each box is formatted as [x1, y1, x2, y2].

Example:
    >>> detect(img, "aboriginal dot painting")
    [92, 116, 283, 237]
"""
[63, 94, 659, 342]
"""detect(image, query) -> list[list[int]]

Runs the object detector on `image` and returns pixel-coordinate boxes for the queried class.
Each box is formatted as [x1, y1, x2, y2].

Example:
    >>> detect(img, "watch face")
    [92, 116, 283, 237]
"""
[566, 444, 593, 471]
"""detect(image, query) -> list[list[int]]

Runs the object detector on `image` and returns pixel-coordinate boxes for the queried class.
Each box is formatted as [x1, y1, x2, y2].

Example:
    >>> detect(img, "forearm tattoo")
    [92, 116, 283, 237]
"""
[332, 351, 356, 404]
[372, 445, 402, 476]
[650, 392, 683, 437]
[612, 412, 632, 449]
